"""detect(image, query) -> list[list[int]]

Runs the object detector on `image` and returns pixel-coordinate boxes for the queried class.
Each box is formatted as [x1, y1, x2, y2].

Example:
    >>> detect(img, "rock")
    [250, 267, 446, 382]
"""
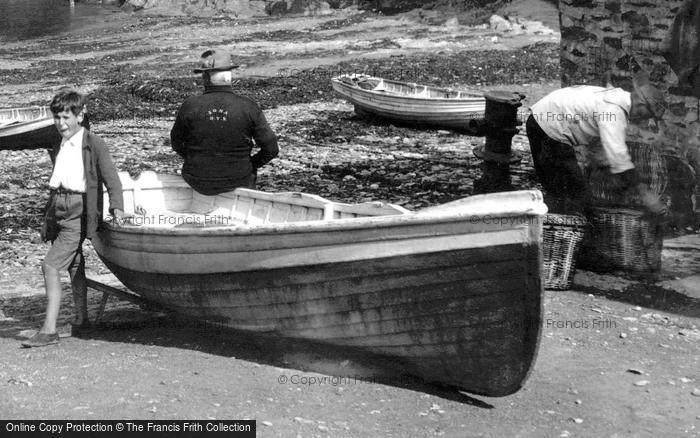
[634, 380, 650, 387]
[444, 17, 459, 30]
[692, 388, 700, 397]
[571, 418, 583, 424]
[333, 421, 350, 431]
[261, 421, 272, 426]
[489, 15, 513, 32]
[266, 0, 287, 15]
[626, 368, 644, 375]
[18, 329, 36, 339]
[678, 329, 700, 341]
[122, 0, 147, 11]
[7, 377, 32, 386]
[122, 0, 268, 17]
[267, 0, 333, 16]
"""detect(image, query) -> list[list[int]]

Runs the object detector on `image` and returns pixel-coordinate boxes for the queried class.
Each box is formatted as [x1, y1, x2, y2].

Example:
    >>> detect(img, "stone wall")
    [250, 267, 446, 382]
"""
[559, 0, 700, 223]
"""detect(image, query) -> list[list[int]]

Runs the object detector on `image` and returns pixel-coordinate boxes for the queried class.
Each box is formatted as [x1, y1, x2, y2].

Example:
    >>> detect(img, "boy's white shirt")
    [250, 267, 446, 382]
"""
[49, 127, 86, 192]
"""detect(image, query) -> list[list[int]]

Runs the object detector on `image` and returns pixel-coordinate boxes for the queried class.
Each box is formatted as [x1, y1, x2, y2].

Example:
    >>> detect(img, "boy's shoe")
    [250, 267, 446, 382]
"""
[21, 332, 59, 348]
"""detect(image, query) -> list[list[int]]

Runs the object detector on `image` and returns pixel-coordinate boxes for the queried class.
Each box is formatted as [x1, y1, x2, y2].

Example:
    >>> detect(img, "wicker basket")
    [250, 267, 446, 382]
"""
[589, 141, 668, 207]
[578, 207, 664, 273]
[543, 213, 588, 290]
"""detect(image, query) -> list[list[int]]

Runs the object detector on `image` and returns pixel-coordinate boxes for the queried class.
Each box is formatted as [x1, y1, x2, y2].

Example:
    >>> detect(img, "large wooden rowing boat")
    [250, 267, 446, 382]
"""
[331, 74, 486, 132]
[0, 106, 57, 150]
[94, 171, 546, 396]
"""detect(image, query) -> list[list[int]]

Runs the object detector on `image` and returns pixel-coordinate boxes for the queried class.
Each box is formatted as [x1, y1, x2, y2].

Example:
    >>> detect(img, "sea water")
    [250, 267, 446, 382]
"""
[0, 0, 116, 41]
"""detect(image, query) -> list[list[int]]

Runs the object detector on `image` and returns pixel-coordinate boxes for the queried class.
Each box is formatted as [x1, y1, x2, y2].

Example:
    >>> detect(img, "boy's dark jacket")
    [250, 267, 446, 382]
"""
[48, 129, 124, 239]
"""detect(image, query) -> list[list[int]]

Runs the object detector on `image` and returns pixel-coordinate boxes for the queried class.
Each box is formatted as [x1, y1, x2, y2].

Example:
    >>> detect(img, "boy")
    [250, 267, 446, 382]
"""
[22, 89, 126, 348]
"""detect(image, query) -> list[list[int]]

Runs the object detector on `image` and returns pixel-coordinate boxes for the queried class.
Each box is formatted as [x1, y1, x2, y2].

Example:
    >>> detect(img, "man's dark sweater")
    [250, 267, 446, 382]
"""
[170, 85, 279, 195]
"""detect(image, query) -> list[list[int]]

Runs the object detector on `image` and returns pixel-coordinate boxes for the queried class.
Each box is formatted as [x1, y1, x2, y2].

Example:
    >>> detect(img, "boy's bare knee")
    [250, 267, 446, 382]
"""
[42, 261, 59, 276]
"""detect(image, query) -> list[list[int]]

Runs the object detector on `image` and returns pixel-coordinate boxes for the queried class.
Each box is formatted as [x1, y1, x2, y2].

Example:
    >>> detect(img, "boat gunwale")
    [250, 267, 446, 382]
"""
[331, 75, 485, 102]
[104, 203, 546, 237]
[0, 105, 50, 113]
[101, 172, 545, 237]
[103, 211, 546, 236]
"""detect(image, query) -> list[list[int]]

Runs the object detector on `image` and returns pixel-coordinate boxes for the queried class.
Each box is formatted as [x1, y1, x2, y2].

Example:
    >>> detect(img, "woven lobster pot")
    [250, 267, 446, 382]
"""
[542, 213, 588, 290]
[578, 207, 664, 273]
[589, 141, 668, 206]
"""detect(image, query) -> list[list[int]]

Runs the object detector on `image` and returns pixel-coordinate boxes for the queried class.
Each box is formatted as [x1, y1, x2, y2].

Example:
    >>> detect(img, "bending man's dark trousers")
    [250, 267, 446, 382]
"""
[526, 115, 591, 214]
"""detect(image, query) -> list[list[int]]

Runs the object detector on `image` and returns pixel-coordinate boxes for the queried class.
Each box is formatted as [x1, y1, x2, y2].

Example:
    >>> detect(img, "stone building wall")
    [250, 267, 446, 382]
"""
[559, 0, 700, 223]
[559, 0, 700, 155]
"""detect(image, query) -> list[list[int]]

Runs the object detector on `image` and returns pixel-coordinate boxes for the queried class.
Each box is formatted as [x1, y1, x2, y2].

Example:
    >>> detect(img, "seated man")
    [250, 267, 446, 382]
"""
[526, 73, 667, 214]
[170, 49, 279, 195]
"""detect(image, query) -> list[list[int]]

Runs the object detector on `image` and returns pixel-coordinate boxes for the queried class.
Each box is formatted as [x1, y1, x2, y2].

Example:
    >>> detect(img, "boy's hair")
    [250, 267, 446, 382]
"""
[50, 89, 86, 116]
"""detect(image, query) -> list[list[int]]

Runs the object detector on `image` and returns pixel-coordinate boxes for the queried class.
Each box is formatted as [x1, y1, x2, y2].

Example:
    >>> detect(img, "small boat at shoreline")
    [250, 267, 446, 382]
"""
[94, 171, 546, 396]
[331, 74, 486, 132]
[0, 106, 57, 150]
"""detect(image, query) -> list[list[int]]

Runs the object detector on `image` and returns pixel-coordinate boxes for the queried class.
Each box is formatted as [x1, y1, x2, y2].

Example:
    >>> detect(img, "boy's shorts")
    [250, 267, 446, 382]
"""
[44, 191, 86, 271]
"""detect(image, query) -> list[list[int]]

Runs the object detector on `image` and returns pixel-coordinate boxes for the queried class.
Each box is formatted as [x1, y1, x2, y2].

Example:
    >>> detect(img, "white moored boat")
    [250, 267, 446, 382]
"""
[331, 74, 486, 132]
[0, 106, 57, 150]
